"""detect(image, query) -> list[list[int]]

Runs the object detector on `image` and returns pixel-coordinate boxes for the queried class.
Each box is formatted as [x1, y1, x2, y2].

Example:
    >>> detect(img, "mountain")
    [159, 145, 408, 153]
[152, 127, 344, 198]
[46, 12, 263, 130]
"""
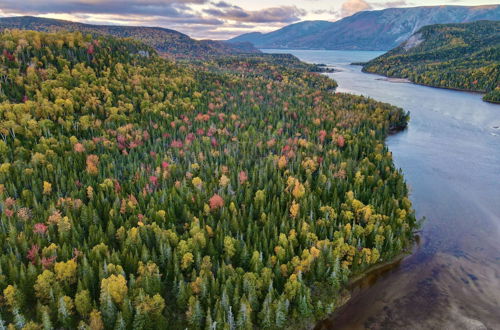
[0, 16, 260, 58]
[363, 20, 500, 103]
[232, 21, 332, 48]
[229, 5, 500, 50]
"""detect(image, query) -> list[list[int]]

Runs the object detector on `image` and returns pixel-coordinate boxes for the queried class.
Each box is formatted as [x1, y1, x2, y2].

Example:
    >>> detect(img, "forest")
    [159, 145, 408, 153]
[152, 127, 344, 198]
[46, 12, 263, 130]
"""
[0, 16, 259, 59]
[362, 21, 500, 103]
[0, 30, 416, 329]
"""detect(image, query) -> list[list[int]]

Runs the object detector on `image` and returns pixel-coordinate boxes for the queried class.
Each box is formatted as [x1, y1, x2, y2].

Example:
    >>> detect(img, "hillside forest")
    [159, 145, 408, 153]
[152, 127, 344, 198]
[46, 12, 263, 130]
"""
[0, 30, 416, 329]
[363, 21, 500, 103]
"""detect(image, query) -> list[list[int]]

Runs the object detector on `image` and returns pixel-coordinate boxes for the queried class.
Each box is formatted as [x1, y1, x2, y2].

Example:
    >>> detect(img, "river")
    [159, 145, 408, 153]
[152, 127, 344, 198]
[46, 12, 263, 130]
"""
[264, 49, 500, 329]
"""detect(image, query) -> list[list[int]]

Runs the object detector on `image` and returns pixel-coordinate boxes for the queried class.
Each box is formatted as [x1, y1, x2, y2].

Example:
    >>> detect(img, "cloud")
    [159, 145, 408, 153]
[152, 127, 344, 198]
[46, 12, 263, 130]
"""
[341, 0, 372, 17]
[385, 1, 409, 5]
[0, 0, 206, 17]
[204, 5, 306, 23]
[211, 1, 233, 8]
[372, 1, 410, 7]
[0, 0, 307, 38]
[311, 8, 339, 16]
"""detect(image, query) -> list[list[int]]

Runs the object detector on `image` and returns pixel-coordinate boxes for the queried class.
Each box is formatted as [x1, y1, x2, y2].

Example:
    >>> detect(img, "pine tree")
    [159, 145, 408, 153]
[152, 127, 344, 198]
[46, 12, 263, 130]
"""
[12, 308, 26, 329]
[41, 309, 52, 330]
[132, 310, 147, 330]
[120, 296, 133, 326]
[0, 314, 6, 330]
[187, 296, 204, 329]
[100, 291, 117, 328]
[204, 308, 214, 330]
[176, 279, 189, 309]
[58, 296, 72, 328]
[258, 290, 274, 328]
[275, 299, 288, 328]
[114, 312, 126, 330]
[236, 299, 252, 330]
[226, 306, 235, 330]
[214, 300, 225, 330]
[298, 292, 312, 317]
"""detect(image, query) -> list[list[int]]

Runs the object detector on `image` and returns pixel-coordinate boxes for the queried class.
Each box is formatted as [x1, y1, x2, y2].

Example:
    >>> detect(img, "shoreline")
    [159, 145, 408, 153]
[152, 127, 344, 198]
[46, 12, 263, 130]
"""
[376, 77, 411, 83]
[302, 249, 414, 330]
[360, 68, 497, 101]
[284, 49, 500, 329]
[303, 65, 416, 330]
[309, 232, 420, 330]
[483, 98, 500, 105]
[288, 74, 415, 330]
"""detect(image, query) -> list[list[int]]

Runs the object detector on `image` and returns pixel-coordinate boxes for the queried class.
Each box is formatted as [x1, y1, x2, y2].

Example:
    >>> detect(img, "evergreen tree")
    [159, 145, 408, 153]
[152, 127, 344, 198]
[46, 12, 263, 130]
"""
[12, 309, 26, 329]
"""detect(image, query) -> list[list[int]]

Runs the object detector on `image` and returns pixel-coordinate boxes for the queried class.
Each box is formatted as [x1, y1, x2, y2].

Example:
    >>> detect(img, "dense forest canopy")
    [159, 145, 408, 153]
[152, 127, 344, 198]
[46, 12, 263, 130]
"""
[0, 30, 416, 329]
[362, 20, 500, 103]
[0, 16, 260, 59]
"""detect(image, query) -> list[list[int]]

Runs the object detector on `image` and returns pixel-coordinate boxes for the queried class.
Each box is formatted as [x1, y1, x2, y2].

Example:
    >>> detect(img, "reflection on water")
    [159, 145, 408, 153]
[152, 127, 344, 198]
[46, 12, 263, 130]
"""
[263, 49, 500, 329]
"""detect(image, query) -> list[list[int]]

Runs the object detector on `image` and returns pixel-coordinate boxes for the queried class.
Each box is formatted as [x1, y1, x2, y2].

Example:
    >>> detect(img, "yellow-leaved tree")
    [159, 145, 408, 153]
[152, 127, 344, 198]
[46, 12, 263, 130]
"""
[100, 274, 128, 305]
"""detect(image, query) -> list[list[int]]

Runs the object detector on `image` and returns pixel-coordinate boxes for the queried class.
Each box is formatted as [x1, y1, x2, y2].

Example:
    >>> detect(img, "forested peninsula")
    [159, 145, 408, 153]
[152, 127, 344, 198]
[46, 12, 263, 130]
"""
[0, 30, 416, 329]
[363, 21, 500, 103]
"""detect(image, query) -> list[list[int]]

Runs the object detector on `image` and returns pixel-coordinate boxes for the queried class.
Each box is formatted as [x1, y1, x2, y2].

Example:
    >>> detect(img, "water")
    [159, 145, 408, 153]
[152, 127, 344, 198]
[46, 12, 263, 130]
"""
[263, 49, 500, 329]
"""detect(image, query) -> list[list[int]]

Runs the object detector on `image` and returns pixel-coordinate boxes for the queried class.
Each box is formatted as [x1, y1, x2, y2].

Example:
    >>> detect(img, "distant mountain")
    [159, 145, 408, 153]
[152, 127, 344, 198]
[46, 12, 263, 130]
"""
[232, 21, 332, 47]
[363, 20, 500, 103]
[229, 5, 500, 51]
[0, 16, 260, 58]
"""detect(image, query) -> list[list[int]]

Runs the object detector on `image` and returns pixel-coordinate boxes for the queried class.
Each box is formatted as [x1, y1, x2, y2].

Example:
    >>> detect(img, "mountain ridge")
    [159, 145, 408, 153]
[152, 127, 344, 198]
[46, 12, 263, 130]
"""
[229, 5, 500, 50]
[0, 16, 260, 58]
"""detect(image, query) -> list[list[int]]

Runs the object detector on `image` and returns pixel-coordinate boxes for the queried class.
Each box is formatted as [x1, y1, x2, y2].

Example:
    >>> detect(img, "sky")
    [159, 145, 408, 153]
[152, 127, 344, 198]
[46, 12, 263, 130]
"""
[0, 0, 498, 39]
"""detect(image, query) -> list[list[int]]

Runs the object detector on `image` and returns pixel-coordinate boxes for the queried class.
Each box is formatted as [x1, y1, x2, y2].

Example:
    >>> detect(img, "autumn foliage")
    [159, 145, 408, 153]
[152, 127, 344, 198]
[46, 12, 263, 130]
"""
[0, 30, 415, 329]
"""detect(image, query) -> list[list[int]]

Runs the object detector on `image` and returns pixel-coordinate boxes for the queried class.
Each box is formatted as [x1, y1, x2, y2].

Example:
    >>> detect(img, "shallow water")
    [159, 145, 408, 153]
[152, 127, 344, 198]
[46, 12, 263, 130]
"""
[264, 49, 500, 330]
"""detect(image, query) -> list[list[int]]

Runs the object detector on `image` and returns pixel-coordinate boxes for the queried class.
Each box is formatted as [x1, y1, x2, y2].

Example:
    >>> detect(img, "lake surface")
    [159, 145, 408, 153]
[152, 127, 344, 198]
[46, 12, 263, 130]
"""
[264, 49, 500, 329]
